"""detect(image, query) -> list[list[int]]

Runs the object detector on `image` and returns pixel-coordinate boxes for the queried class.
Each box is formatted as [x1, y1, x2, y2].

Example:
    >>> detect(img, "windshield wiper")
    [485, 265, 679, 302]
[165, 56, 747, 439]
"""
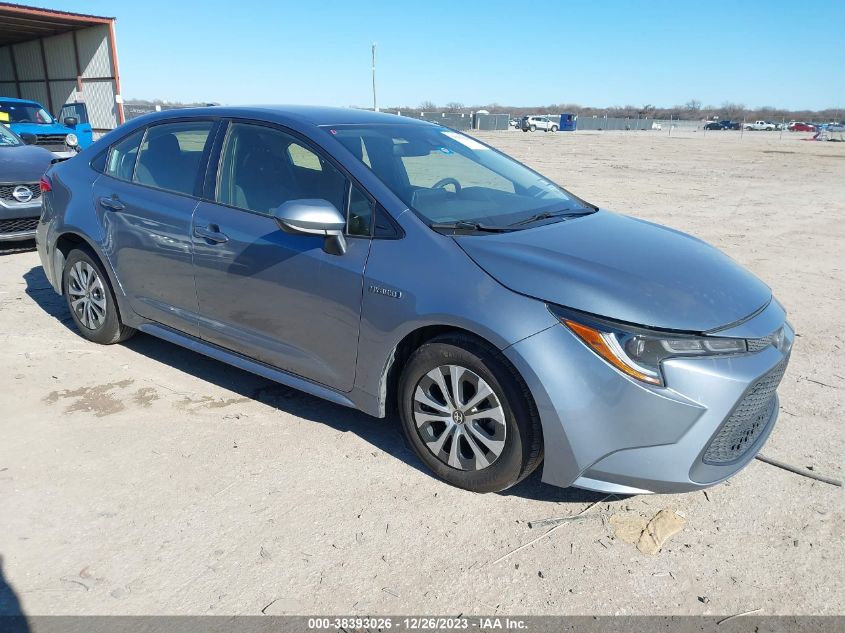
[429, 220, 512, 233]
[508, 209, 594, 228]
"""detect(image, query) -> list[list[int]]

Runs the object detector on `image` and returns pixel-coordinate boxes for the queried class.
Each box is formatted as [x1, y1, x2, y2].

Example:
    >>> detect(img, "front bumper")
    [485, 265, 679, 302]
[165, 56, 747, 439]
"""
[505, 301, 793, 494]
[0, 199, 41, 241]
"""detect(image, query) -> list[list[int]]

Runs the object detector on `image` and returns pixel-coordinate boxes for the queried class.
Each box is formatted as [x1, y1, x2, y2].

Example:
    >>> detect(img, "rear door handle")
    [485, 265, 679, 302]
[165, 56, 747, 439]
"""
[98, 195, 125, 211]
[194, 224, 229, 244]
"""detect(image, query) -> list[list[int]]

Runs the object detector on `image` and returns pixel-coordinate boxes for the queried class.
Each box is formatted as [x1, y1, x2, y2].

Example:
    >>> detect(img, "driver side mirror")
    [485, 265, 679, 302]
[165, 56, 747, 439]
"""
[272, 199, 347, 256]
[63, 116, 79, 127]
[19, 132, 37, 145]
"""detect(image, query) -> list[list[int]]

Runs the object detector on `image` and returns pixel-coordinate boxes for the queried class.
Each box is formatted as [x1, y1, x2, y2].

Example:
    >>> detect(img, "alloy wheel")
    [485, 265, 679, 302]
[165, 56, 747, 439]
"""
[412, 364, 507, 471]
[67, 261, 107, 330]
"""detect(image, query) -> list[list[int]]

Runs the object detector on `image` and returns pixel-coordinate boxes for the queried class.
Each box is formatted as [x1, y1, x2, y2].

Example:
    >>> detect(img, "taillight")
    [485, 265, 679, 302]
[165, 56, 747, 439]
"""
[40, 175, 52, 192]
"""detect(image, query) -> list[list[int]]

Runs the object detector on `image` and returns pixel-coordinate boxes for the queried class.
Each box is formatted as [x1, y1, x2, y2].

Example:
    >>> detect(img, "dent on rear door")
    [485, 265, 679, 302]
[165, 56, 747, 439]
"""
[93, 175, 201, 336]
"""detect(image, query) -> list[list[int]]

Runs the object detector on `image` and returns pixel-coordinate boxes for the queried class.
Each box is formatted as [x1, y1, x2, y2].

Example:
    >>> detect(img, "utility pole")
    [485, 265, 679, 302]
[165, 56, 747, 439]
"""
[371, 42, 378, 112]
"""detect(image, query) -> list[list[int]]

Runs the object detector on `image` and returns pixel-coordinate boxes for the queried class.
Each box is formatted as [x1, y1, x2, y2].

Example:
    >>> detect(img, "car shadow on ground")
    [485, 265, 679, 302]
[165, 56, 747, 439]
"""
[23, 265, 604, 505]
[0, 557, 29, 631]
[23, 266, 77, 334]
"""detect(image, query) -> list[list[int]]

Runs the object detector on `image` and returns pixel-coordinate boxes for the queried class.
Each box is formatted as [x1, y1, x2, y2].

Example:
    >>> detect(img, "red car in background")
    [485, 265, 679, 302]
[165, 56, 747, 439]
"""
[788, 122, 816, 132]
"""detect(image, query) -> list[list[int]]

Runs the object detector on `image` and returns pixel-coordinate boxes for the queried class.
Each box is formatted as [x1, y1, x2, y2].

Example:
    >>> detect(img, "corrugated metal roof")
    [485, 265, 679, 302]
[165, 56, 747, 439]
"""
[0, 2, 114, 47]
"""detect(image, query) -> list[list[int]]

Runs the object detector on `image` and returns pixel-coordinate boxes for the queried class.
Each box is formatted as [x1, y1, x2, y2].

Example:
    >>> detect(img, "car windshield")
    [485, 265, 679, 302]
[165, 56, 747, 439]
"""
[0, 102, 54, 125]
[0, 124, 22, 147]
[325, 123, 590, 229]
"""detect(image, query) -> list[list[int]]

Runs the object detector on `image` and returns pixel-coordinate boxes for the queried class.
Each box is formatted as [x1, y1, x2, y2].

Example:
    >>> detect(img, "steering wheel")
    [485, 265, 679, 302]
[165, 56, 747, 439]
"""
[431, 177, 461, 193]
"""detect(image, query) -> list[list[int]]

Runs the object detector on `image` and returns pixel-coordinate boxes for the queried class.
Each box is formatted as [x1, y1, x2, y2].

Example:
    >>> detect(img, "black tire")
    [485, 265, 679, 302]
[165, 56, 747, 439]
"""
[529, 124, 537, 132]
[550, 125, 558, 132]
[62, 247, 136, 345]
[398, 334, 543, 493]
[522, 128, 528, 133]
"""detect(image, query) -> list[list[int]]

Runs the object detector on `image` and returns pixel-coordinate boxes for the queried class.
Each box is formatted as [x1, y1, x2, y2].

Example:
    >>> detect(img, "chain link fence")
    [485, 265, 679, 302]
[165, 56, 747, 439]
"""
[123, 103, 206, 122]
[120, 103, 843, 141]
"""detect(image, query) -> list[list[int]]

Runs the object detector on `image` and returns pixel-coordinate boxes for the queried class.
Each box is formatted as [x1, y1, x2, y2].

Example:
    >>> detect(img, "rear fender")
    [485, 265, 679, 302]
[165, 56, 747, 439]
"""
[50, 229, 136, 327]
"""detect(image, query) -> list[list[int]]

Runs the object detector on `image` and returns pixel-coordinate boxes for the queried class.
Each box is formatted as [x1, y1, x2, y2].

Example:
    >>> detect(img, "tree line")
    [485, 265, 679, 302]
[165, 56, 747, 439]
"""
[125, 98, 842, 123]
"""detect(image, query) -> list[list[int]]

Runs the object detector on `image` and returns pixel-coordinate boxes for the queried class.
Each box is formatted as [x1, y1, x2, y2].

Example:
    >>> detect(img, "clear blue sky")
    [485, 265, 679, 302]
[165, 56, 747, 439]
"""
[52, 0, 845, 110]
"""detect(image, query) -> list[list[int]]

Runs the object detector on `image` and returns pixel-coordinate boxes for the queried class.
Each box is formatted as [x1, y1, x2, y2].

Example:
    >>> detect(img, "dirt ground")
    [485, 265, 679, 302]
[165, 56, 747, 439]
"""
[0, 130, 842, 617]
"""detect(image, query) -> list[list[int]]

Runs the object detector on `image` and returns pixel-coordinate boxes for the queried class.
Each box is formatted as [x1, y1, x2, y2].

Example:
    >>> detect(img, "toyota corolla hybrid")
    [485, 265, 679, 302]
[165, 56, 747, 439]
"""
[36, 106, 793, 494]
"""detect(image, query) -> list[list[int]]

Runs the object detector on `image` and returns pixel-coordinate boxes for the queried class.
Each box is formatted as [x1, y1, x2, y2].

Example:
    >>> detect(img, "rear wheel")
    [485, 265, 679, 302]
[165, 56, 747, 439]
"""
[398, 334, 543, 492]
[63, 248, 136, 345]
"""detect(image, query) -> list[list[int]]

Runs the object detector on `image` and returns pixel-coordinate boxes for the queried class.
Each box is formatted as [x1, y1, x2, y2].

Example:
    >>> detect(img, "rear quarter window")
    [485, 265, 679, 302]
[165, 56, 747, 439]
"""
[105, 129, 145, 181]
[288, 143, 323, 171]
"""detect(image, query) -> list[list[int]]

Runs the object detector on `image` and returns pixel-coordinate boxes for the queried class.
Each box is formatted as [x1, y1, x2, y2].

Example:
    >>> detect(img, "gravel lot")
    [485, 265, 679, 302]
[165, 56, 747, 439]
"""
[0, 130, 842, 616]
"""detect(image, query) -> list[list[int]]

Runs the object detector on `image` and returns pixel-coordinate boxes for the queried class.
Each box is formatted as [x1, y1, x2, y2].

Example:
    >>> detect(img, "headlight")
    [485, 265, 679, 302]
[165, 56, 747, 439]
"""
[65, 133, 78, 147]
[549, 305, 776, 387]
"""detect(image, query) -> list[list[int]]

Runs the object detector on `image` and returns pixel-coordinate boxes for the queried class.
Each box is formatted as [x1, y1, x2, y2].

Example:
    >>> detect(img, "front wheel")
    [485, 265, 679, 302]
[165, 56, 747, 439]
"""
[529, 125, 537, 132]
[63, 248, 136, 345]
[398, 335, 543, 493]
[550, 125, 558, 132]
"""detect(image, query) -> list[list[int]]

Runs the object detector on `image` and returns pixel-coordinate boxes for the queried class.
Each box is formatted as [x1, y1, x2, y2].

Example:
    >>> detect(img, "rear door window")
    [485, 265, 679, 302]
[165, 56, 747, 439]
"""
[134, 121, 214, 196]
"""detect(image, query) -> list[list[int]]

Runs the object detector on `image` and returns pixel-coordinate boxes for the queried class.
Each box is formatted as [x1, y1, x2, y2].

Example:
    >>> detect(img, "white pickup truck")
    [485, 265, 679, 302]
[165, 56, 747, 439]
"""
[744, 120, 776, 131]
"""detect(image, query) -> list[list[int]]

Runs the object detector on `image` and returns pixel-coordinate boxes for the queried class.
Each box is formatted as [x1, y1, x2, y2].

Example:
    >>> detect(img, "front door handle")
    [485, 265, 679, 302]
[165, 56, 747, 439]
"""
[194, 224, 229, 244]
[98, 195, 125, 211]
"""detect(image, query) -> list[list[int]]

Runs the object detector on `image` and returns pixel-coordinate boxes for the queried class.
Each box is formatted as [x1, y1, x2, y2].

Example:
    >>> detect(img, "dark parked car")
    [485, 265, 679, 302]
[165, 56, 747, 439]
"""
[0, 124, 55, 241]
[36, 106, 793, 495]
[704, 120, 740, 130]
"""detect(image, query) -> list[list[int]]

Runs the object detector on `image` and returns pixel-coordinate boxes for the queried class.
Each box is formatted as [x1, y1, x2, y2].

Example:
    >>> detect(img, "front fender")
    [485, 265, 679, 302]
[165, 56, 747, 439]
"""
[353, 224, 557, 417]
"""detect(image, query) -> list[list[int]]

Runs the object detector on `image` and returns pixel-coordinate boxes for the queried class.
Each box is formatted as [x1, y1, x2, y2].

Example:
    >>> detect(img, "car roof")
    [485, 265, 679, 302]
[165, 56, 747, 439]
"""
[138, 105, 432, 129]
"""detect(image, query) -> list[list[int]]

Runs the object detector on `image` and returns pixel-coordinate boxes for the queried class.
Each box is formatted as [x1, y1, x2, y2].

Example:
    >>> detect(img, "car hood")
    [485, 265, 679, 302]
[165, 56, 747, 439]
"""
[453, 210, 772, 332]
[0, 143, 55, 182]
[10, 122, 69, 136]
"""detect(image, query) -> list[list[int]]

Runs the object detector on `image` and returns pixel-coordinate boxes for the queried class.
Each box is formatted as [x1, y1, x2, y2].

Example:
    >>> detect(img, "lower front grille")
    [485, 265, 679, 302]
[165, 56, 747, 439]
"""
[0, 217, 39, 235]
[35, 134, 67, 152]
[702, 360, 787, 465]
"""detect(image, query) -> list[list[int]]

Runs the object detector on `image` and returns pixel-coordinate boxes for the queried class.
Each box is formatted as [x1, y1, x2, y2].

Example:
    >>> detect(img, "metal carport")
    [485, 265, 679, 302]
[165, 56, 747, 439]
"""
[0, 2, 124, 135]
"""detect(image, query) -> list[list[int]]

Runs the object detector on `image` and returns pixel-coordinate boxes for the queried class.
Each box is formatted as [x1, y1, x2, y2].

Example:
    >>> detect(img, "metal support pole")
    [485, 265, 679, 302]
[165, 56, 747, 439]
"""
[38, 38, 54, 115]
[8, 44, 21, 98]
[371, 42, 378, 112]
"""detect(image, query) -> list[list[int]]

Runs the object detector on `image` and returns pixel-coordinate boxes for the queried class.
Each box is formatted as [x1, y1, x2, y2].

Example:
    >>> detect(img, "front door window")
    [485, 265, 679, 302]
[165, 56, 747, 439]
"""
[216, 122, 346, 215]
